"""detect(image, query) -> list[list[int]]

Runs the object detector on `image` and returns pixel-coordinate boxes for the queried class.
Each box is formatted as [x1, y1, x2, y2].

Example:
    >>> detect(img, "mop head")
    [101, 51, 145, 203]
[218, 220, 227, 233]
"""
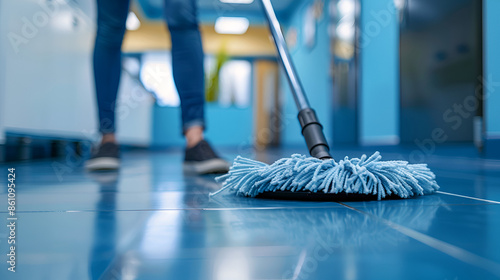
[211, 152, 439, 200]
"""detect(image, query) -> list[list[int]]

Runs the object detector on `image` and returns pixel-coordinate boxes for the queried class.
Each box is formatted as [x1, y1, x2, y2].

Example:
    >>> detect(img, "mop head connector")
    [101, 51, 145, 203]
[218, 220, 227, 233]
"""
[211, 152, 439, 200]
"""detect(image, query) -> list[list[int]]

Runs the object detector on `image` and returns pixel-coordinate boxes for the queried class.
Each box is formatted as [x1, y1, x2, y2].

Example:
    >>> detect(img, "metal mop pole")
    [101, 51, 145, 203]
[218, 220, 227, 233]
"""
[260, 0, 332, 159]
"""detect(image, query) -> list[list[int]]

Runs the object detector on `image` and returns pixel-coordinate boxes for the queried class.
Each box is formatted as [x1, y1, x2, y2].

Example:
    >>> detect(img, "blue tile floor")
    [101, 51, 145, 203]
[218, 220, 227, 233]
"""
[1, 145, 500, 280]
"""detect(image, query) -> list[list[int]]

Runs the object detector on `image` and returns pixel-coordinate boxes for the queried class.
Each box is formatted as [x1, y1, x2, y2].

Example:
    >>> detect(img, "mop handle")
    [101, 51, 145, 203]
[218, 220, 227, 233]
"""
[260, 0, 332, 159]
[260, 0, 310, 111]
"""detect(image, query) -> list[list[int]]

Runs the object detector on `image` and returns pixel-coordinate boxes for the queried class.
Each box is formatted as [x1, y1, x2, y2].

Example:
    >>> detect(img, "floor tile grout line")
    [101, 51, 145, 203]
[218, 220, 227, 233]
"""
[0, 201, 497, 214]
[337, 202, 500, 278]
[437, 191, 500, 204]
[0, 205, 350, 214]
[436, 171, 500, 181]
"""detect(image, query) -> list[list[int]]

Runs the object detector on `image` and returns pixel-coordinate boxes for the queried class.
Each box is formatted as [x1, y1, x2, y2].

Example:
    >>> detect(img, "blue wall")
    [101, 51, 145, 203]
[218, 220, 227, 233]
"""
[152, 103, 253, 148]
[359, 0, 399, 145]
[280, 0, 333, 148]
[484, 0, 500, 157]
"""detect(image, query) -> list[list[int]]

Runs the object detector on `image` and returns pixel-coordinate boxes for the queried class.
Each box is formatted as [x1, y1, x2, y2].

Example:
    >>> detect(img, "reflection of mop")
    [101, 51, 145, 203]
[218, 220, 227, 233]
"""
[209, 195, 443, 248]
[211, 0, 439, 201]
[209, 195, 445, 279]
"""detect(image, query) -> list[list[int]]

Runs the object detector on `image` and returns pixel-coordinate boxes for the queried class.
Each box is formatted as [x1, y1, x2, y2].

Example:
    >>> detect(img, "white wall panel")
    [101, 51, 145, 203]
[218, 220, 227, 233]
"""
[0, 0, 152, 146]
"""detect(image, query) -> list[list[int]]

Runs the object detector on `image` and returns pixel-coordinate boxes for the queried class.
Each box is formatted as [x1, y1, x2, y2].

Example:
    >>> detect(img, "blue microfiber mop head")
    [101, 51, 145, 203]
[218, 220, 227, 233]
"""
[211, 152, 439, 200]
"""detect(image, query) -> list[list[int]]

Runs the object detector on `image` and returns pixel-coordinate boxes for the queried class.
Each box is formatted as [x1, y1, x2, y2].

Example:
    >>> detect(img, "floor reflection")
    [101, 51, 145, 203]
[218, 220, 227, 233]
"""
[87, 171, 119, 279]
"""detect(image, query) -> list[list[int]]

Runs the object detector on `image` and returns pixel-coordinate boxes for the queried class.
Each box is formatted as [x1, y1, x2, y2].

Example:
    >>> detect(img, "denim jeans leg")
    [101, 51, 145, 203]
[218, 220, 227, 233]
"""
[93, 0, 130, 134]
[164, 0, 206, 134]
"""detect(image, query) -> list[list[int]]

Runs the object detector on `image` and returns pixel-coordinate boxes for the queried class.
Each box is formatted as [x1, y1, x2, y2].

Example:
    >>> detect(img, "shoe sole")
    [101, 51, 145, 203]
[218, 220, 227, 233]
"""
[85, 157, 120, 171]
[183, 159, 230, 175]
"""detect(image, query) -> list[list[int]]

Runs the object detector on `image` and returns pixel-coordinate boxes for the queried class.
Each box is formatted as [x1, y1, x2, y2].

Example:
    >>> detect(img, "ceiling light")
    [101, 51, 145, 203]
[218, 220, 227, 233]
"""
[126, 12, 140, 31]
[215, 17, 249, 35]
[337, 0, 355, 16]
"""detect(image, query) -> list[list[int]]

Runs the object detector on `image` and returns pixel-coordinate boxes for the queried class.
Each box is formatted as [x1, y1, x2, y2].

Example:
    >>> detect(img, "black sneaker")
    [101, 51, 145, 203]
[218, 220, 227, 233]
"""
[85, 142, 120, 171]
[183, 140, 230, 174]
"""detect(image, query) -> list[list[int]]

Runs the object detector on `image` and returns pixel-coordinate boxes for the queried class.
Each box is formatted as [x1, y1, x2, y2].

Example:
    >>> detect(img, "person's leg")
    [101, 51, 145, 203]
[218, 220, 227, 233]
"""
[86, 0, 130, 171]
[164, 0, 229, 174]
[93, 0, 131, 144]
[164, 0, 205, 148]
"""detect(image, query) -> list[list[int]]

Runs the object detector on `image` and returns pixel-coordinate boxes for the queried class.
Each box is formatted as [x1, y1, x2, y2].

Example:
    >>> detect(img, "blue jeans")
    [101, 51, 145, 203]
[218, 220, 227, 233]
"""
[93, 0, 205, 134]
